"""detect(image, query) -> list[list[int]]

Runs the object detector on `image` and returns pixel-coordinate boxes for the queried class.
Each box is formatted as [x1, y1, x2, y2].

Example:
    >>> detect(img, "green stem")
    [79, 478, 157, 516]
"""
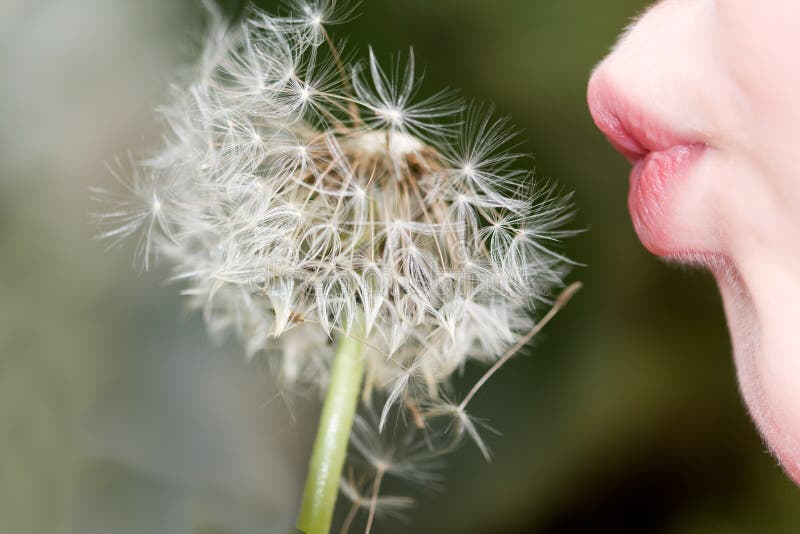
[296, 320, 365, 534]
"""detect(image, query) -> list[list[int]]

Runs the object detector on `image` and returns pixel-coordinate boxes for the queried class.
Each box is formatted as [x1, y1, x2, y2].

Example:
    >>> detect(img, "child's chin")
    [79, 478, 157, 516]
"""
[715, 265, 800, 486]
[756, 391, 800, 486]
[782, 454, 800, 486]
[760, 415, 800, 486]
[758, 402, 800, 486]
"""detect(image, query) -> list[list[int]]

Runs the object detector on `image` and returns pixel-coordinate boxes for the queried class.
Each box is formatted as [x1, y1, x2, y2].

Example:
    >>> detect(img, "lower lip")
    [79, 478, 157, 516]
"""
[628, 144, 704, 255]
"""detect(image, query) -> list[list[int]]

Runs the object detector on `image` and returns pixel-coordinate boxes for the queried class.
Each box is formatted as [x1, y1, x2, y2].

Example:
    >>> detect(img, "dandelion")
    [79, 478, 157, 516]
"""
[94, 1, 579, 532]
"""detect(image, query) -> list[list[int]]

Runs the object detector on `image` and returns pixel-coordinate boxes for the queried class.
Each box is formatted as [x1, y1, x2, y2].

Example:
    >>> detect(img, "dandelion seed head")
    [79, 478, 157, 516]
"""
[95, 2, 576, 517]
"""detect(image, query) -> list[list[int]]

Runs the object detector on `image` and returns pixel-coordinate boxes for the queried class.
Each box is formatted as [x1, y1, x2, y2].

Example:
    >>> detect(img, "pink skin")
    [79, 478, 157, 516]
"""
[588, 0, 800, 485]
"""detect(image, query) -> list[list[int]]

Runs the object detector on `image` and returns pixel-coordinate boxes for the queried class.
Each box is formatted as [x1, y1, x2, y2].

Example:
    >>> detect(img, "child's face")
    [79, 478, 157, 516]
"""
[588, 0, 800, 483]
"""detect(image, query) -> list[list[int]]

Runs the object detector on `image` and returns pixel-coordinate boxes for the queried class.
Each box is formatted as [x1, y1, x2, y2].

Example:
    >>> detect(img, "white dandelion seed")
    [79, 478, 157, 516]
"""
[94, 2, 579, 532]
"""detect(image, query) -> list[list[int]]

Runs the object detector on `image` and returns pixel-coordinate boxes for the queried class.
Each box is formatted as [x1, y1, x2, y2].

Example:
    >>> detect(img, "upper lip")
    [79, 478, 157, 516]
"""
[587, 73, 702, 162]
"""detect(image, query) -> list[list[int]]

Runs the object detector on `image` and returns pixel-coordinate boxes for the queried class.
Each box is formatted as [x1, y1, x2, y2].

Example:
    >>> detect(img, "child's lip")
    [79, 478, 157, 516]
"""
[627, 144, 705, 256]
[587, 73, 707, 256]
[587, 73, 696, 157]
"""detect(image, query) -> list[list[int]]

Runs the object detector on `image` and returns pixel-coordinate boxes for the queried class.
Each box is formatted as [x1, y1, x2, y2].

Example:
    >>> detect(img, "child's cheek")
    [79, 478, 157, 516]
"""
[717, 1, 800, 125]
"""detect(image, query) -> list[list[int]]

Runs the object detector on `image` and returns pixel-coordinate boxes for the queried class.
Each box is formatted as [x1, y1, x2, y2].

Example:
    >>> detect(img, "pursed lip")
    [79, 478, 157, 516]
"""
[587, 73, 707, 256]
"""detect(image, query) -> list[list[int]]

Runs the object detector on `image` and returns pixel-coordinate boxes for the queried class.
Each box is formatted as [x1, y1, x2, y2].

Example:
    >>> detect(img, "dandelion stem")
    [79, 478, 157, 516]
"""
[297, 318, 366, 534]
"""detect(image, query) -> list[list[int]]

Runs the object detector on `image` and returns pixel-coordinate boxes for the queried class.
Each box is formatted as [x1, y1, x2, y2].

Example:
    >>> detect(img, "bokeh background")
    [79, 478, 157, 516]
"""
[2, 0, 798, 532]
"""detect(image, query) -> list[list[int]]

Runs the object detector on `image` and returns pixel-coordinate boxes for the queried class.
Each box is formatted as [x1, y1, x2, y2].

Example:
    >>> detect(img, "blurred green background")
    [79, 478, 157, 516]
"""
[2, 0, 798, 533]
